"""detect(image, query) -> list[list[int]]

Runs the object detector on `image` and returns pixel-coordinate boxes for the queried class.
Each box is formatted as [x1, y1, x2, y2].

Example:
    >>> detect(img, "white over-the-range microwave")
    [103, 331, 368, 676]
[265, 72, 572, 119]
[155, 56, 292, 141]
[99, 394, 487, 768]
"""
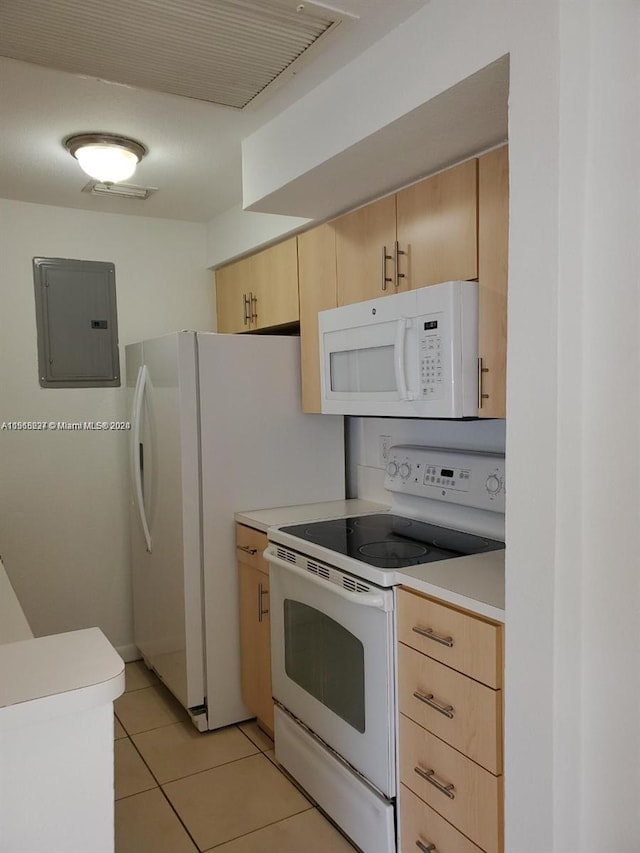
[319, 280, 479, 418]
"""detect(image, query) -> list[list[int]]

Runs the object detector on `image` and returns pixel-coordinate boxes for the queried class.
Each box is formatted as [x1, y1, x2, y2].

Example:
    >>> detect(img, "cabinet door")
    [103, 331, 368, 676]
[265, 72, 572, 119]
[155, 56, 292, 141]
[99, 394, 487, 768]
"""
[478, 145, 508, 419]
[238, 561, 273, 734]
[298, 224, 337, 413]
[251, 238, 299, 330]
[254, 571, 273, 733]
[396, 159, 478, 289]
[215, 257, 253, 333]
[334, 195, 397, 306]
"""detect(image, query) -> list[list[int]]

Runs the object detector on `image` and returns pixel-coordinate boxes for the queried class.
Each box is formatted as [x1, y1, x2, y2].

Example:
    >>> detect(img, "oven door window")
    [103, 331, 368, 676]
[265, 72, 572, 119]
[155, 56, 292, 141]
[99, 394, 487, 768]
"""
[283, 599, 365, 733]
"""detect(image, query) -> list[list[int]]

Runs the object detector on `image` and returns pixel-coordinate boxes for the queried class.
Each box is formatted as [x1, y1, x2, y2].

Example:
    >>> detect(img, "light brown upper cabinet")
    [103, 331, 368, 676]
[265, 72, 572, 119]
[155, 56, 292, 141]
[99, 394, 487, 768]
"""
[396, 158, 478, 289]
[334, 195, 399, 306]
[477, 145, 509, 419]
[298, 224, 338, 413]
[250, 238, 299, 330]
[334, 160, 478, 307]
[215, 238, 299, 333]
[215, 254, 254, 333]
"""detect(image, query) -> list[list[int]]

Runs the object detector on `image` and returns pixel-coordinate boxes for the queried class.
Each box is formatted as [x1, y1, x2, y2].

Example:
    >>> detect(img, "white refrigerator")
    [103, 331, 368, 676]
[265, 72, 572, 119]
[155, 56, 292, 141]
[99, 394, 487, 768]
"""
[126, 332, 345, 731]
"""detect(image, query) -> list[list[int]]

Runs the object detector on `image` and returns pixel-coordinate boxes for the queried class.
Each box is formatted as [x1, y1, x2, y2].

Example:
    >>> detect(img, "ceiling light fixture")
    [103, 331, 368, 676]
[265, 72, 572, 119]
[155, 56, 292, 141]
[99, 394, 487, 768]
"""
[64, 133, 147, 184]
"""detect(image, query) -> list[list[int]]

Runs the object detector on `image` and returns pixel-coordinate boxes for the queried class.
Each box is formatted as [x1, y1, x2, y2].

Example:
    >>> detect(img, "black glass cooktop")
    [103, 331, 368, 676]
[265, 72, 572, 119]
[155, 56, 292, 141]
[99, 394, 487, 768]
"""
[280, 514, 504, 570]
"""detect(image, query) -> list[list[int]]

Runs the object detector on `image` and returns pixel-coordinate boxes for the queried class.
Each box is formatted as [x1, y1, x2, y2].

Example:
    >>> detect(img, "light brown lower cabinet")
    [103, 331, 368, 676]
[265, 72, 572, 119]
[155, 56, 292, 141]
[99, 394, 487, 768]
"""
[398, 642, 502, 774]
[400, 715, 502, 853]
[236, 524, 273, 736]
[397, 587, 504, 853]
[400, 784, 485, 853]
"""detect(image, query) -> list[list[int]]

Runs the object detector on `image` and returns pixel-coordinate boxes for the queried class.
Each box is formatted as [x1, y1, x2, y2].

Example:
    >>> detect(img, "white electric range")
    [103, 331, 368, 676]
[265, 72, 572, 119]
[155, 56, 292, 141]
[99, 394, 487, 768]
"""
[264, 445, 505, 853]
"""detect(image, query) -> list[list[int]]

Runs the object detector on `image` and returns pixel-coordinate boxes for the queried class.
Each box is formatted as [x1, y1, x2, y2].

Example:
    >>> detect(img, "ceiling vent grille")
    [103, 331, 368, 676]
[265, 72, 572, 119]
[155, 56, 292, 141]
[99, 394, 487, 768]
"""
[0, 0, 339, 109]
[82, 180, 158, 200]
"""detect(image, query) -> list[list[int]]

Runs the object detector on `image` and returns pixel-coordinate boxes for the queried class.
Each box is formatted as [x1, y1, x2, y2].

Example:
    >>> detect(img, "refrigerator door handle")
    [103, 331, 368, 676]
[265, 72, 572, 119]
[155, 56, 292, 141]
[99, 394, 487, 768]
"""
[132, 365, 152, 553]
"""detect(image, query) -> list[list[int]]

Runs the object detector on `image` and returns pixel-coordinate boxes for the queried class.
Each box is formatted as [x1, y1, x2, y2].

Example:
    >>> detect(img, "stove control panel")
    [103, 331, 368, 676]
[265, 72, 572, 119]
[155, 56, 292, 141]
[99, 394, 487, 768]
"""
[384, 445, 505, 513]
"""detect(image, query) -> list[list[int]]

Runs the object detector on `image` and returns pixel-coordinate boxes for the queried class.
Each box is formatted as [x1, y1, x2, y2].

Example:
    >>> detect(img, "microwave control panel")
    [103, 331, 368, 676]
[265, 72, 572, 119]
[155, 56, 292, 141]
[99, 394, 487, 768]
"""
[419, 315, 444, 399]
[384, 445, 505, 513]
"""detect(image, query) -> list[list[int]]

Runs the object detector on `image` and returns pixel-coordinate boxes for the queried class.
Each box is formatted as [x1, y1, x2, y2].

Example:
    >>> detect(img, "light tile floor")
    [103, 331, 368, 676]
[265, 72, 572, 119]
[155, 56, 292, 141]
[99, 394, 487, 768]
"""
[114, 662, 359, 852]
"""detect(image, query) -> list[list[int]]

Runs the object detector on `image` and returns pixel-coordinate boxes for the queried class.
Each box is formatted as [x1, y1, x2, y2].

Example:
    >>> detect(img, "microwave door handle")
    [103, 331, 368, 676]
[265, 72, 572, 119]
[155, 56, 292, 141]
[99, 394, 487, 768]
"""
[394, 318, 410, 400]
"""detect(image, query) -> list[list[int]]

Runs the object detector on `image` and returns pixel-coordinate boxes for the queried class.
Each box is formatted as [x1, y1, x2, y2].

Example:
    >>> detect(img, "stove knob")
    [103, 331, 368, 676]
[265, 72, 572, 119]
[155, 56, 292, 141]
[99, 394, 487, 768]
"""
[386, 461, 399, 477]
[399, 463, 411, 479]
[486, 474, 502, 494]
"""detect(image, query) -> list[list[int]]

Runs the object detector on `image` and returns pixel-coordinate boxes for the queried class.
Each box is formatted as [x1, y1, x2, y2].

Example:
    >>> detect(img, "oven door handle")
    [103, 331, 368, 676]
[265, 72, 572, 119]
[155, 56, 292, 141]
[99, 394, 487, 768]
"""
[265, 551, 390, 611]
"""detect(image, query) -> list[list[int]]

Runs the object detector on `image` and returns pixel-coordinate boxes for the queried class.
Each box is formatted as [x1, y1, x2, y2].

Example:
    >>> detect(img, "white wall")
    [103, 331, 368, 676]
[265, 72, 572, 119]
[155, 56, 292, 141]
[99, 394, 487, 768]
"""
[0, 199, 213, 654]
[206, 203, 309, 268]
[554, 4, 640, 850]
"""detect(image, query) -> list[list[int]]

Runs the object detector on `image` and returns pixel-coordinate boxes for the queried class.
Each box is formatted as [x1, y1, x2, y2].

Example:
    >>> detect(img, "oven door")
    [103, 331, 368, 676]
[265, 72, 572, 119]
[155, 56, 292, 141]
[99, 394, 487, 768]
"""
[267, 547, 395, 798]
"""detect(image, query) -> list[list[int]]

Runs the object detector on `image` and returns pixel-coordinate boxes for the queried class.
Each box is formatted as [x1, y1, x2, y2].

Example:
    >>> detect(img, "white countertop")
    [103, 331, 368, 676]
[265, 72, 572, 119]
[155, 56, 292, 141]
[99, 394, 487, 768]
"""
[396, 550, 505, 622]
[235, 499, 388, 533]
[0, 627, 125, 731]
[0, 558, 125, 724]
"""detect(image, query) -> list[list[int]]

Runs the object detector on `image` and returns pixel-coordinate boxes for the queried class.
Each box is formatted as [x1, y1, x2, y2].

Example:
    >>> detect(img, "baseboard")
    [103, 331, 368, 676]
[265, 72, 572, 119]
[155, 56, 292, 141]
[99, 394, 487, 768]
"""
[115, 643, 140, 663]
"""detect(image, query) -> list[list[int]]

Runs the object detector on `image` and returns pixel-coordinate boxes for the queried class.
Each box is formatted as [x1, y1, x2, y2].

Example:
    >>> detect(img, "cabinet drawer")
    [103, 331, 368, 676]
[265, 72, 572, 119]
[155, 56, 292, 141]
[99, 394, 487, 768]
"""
[397, 588, 502, 688]
[398, 642, 502, 774]
[400, 783, 484, 853]
[235, 524, 268, 575]
[400, 714, 502, 853]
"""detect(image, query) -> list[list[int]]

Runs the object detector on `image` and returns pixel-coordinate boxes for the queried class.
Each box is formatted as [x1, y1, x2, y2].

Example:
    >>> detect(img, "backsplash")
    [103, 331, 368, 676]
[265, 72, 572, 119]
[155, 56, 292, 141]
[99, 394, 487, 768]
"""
[347, 417, 506, 501]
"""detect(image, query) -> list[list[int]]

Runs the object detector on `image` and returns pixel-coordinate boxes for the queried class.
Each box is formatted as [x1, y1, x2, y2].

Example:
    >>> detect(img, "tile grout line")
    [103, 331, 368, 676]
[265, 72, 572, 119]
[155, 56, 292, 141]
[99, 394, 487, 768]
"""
[132, 737, 313, 852]
[117, 666, 205, 849]
[116, 673, 326, 851]
[117, 706, 275, 851]
[236, 724, 274, 752]
[157, 750, 275, 788]
[123, 727, 203, 852]
[198, 803, 316, 851]
[117, 718, 317, 852]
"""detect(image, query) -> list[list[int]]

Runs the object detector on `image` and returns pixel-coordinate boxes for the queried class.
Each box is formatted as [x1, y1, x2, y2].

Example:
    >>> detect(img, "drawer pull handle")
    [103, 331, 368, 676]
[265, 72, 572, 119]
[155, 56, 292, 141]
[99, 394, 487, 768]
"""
[416, 842, 437, 853]
[414, 766, 456, 800]
[413, 690, 455, 719]
[237, 545, 258, 555]
[412, 625, 454, 647]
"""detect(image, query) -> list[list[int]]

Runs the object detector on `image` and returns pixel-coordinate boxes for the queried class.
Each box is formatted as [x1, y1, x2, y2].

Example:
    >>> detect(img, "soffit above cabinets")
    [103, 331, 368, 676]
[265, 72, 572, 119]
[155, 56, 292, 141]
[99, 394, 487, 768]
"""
[0, 0, 346, 109]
